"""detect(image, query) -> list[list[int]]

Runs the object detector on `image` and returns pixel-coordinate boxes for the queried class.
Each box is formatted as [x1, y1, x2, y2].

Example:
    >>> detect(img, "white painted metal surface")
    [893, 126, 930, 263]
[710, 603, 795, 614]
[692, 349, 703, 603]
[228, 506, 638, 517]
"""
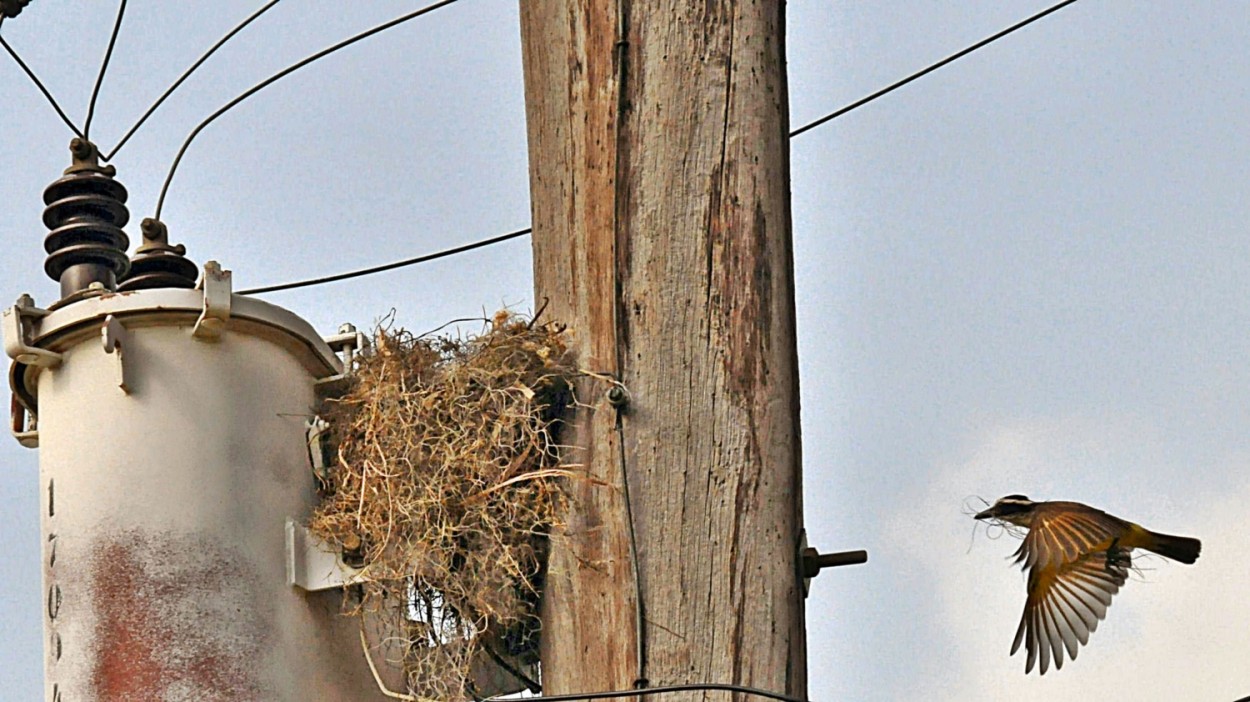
[8, 273, 392, 701]
[286, 519, 365, 592]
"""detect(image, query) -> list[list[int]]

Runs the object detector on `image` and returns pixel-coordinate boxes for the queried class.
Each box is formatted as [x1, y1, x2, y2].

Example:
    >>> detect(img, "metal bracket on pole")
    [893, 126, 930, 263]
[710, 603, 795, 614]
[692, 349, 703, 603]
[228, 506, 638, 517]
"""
[4, 295, 56, 448]
[306, 416, 332, 487]
[798, 530, 867, 597]
[315, 323, 369, 395]
[192, 261, 232, 341]
[285, 519, 365, 591]
[100, 315, 132, 394]
[3, 295, 61, 368]
[10, 396, 38, 448]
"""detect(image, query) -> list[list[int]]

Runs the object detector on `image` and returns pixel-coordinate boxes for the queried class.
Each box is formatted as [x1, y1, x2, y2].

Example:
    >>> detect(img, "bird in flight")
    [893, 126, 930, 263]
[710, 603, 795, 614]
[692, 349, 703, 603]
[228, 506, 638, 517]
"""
[974, 495, 1201, 675]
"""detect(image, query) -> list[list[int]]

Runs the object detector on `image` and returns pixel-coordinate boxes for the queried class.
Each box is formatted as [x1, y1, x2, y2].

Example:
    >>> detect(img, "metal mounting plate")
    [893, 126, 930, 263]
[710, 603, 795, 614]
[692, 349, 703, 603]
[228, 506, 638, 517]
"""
[285, 519, 364, 592]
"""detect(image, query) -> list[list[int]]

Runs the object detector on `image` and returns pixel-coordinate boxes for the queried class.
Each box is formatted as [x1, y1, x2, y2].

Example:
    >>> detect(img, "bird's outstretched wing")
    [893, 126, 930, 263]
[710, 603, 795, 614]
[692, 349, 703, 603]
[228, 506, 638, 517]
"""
[1011, 503, 1128, 570]
[1011, 550, 1129, 674]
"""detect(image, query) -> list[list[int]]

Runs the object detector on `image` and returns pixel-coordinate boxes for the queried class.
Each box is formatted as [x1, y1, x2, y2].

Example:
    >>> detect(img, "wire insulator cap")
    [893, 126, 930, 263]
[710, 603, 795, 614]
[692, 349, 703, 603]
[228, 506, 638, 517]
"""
[42, 139, 131, 300]
[118, 218, 198, 290]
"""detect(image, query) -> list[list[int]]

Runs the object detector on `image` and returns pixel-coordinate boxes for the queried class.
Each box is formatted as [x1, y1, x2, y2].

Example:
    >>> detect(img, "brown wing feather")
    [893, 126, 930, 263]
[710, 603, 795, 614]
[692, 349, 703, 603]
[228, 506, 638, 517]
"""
[1009, 503, 1132, 675]
[1012, 502, 1129, 570]
[1011, 551, 1128, 674]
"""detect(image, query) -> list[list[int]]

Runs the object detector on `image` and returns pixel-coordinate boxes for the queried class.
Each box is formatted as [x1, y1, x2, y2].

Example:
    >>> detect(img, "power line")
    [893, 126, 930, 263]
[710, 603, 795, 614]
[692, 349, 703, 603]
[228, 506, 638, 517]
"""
[237, 0, 1084, 296]
[790, 0, 1080, 137]
[235, 227, 531, 295]
[483, 682, 809, 702]
[104, 0, 283, 162]
[154, 0, 463, 220]
[0, 16, 85, 138]
[83, 0, 126, 141]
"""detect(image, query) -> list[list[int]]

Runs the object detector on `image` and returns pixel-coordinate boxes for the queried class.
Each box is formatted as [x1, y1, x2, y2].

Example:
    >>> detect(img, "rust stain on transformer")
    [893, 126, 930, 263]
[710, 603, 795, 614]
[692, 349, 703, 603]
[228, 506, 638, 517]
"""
[90, 532, 267, 701]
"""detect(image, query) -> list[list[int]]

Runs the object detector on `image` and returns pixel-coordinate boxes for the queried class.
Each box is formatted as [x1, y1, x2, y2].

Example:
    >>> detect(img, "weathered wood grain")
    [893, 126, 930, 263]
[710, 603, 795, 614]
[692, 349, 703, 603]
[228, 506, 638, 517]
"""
[520, 1, 806, 697]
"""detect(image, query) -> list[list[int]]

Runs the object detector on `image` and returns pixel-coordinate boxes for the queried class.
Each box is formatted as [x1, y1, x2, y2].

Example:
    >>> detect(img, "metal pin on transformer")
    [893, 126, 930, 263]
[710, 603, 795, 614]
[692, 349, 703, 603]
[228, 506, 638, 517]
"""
[5, 141, 387, 700]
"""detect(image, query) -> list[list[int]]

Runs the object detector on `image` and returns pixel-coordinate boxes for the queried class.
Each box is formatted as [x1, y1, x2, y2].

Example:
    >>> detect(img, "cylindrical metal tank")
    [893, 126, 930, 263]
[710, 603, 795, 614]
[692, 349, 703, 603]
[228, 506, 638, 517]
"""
[6, 271, 387, 701]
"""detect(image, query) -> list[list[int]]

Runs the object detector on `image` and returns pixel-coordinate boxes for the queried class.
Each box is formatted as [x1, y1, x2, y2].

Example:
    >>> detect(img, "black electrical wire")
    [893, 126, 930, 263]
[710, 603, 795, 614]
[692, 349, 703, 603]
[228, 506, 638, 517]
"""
[614, 401, 648, 689]
[235, 0, 1084, 296]
[484, 682, 809, 702]
[154, 0, 462, 220]
[790, 0, 1080, 137]
[103, 0, 283, 162]
[236, 227, 531, 295]
[83, 0, 126, 141]
[0, 16, 85, 138]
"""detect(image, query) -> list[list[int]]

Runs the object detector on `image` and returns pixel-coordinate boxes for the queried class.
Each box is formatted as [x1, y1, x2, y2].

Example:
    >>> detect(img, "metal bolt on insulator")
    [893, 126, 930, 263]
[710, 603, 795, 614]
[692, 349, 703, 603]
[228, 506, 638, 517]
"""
[117, 218, 198, 291]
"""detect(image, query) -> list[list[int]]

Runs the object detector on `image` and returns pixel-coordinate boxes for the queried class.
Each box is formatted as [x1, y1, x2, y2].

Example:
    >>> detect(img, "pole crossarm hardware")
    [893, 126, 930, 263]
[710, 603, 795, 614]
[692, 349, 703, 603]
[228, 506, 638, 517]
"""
[801, 549, 869, 577]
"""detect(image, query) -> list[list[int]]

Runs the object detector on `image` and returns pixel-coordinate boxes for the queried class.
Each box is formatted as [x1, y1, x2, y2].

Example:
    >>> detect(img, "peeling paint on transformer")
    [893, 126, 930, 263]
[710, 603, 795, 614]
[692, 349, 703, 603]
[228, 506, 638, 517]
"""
[89, 532, 268, 701]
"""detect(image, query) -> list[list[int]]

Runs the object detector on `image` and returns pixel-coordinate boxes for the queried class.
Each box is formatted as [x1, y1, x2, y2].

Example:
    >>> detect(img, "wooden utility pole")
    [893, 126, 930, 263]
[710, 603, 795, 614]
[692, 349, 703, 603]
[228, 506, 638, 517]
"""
[519, 1, 805, 698]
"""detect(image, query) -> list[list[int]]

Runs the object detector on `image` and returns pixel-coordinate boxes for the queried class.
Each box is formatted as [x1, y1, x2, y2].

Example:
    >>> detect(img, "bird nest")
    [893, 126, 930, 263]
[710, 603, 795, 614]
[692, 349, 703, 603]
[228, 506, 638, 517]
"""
[309, 311, 576, 700]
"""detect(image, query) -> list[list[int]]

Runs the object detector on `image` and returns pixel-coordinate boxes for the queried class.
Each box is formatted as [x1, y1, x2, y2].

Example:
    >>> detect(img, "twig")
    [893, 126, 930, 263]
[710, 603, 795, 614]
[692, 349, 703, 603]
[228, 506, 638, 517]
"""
[360, 627, 437, 702]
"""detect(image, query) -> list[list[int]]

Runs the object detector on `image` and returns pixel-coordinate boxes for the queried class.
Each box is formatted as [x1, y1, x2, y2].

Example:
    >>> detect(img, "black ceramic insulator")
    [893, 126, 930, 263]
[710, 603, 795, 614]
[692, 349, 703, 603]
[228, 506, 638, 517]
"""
[117, 218, 199, 291]
[42, 170, 131, 297]
[119, 254, 199, 290]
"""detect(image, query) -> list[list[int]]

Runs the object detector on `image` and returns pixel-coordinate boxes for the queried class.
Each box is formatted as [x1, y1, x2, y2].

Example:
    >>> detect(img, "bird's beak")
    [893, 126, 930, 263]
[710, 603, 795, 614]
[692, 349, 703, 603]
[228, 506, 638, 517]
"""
[974, 506, 997, 520]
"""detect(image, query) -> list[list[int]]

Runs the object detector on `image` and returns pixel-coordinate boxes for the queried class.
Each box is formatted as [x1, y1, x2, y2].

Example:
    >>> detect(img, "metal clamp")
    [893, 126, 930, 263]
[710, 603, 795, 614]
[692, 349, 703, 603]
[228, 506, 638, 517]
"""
[192, 261, 232, 341]
[323, 323, 368, 369]
[306, 416, 332, 487]
[10, 396, 38, 449]
[3, 295, 61, 367]
[316, 323, 369, 395]
[101, 315, 132, 394]
[5, 295, 55, 448]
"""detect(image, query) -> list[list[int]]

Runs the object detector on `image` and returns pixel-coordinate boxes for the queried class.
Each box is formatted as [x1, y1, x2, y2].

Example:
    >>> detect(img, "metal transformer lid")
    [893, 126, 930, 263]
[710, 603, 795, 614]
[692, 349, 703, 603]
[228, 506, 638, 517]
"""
[6, 263, 342, 429]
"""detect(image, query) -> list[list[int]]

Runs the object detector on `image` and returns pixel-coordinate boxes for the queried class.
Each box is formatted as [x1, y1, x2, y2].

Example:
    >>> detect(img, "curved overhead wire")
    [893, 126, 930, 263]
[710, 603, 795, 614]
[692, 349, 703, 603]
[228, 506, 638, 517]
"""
[154, 0, 462, 220]
[103, 0, 284, 161]
[0, 16, 85, 138]
[230, 0, 1084, 296]
[790, 0, 1080, 137]
[236, 228, 531, 295]
[83, 0, 127, 141]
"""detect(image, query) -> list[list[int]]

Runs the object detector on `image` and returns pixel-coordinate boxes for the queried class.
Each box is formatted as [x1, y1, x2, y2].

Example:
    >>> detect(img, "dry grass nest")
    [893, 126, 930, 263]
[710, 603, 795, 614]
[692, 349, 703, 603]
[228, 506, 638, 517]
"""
[310, 310, 577, 699]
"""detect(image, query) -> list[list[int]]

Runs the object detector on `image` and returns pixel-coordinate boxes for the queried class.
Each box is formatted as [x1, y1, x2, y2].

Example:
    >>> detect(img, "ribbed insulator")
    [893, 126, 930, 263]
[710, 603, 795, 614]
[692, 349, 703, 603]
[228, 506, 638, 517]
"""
[118, 218, 199, 291]
[42, 167, 131, 298]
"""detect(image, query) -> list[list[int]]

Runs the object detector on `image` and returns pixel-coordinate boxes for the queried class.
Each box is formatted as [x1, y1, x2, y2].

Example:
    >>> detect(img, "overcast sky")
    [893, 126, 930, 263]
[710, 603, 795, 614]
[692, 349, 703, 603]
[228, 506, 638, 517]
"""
[2, 2, 1248, 700]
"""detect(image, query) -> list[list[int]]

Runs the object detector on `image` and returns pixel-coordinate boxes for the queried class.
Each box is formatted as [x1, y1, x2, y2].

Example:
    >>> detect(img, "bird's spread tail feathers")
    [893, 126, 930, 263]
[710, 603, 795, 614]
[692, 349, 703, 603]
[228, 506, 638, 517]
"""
[1142, 531, 1201, 564]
